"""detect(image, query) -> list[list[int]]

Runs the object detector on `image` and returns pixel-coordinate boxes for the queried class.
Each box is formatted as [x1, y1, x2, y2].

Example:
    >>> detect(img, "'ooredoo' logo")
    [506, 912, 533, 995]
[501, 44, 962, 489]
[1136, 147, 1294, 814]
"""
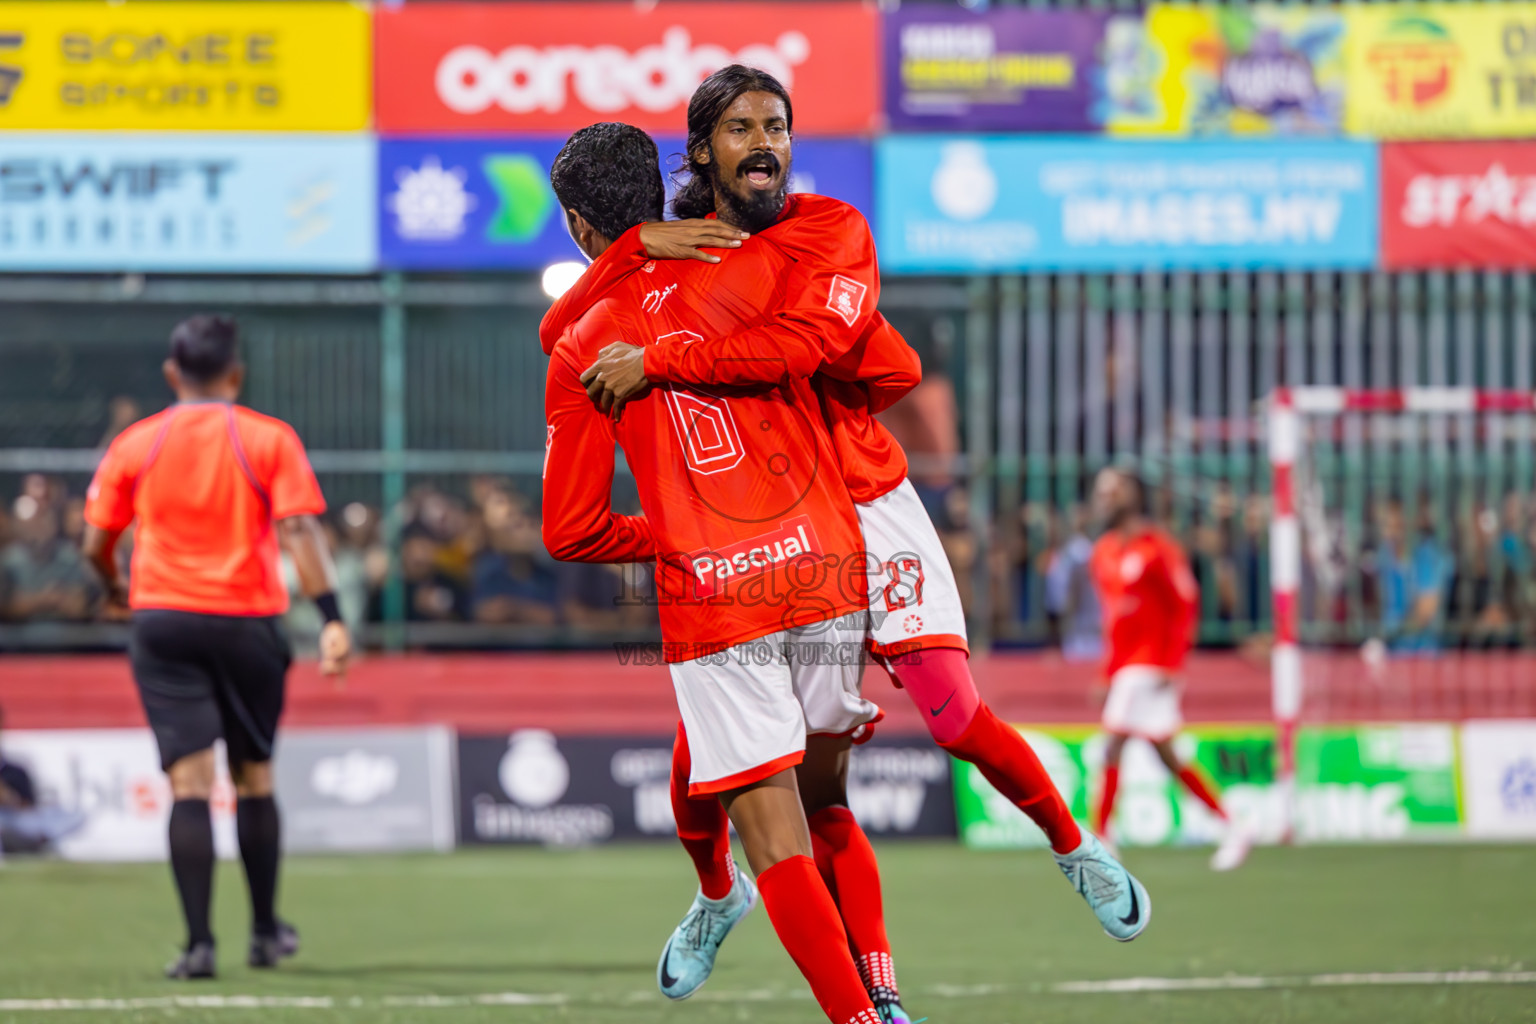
[435, 27, 810, 115]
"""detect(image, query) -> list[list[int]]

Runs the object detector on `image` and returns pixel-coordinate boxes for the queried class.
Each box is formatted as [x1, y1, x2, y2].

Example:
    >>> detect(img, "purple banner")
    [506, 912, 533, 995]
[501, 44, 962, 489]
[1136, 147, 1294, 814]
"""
[884, 7, 1106, 132]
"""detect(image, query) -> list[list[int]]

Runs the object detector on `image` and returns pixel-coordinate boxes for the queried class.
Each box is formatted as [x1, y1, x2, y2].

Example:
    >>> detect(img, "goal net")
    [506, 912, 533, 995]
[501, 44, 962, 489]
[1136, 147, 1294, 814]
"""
[1268, 387, 1536, 835]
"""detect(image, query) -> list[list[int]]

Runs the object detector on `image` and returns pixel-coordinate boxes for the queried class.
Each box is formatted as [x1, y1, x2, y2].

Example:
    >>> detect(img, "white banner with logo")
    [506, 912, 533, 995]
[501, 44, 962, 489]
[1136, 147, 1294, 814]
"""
[1461, 720, 1536, 838]
[272, 727, 457, 854]
[1, 729, 237, 862]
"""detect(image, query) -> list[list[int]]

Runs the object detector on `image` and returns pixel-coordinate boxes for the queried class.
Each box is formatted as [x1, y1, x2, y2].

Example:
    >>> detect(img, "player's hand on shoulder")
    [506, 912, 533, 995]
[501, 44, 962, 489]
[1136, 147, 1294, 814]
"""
[639, 220, 748, 264]
[581, 342, 650, 418]
[319, 620, 351, 685]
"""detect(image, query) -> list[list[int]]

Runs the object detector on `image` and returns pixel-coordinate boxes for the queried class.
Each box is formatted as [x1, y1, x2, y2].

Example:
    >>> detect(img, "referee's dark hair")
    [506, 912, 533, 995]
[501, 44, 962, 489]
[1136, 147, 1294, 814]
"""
[170, 315, 241, 384]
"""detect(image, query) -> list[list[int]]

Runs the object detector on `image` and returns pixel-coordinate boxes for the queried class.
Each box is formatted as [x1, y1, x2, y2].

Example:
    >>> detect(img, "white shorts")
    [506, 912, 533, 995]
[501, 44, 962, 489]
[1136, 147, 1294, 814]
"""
[670, 613, 880, 797]
[856, 479, 969, 657]
[1102, 665, 1183, 741]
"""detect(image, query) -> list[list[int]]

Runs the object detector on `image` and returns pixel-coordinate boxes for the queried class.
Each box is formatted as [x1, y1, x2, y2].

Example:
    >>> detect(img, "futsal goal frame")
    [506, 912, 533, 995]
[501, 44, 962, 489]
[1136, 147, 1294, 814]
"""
[1267, 386, 1536, 837]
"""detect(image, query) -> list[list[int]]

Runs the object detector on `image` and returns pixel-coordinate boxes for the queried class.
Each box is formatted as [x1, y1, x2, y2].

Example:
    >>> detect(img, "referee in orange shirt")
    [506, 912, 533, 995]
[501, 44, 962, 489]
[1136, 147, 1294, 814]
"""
[82, 315, 351, 980]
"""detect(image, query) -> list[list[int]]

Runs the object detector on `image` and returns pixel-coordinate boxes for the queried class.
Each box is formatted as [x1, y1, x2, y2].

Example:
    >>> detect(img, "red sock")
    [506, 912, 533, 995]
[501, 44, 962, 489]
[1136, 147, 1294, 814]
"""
[757, 856, 882, 1024]
[1178, 765, 1228, 820]
[670, 722, 735, 900]
[1095, 766, 1120, 836]
[808, 807, 897, 1003]
[940, 704, 1083, 854]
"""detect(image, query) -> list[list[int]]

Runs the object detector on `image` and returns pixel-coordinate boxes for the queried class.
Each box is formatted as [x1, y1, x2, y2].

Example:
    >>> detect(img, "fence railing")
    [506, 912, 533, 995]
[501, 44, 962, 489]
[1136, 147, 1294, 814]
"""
[2, 270, 1534, 654]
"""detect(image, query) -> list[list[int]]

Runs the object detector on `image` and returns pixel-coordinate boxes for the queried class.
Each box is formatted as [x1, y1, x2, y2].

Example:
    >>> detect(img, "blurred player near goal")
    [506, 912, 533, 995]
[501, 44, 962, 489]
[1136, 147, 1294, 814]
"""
[553, 65, 1150, 1019]
[1087, 466, 1251, 871]
[80, 316, 351, 978]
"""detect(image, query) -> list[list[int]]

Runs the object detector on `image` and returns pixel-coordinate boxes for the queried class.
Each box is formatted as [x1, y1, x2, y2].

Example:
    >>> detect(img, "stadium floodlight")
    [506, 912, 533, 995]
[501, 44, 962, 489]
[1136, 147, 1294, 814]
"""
[542, 261, 586, 300]
[1268, 386, 1536, 841]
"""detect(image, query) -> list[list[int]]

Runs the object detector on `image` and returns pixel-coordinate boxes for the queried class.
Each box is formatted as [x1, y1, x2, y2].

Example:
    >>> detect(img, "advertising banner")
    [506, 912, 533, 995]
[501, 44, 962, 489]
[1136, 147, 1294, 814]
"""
[374, 2, 877, 135]
[1106, 4, 1346, 136]
[380, 136, 872, 270]
[955, 723, 1461, 849]
[883, 7, 1105, 132]
[271, 727, 456, 854]
[458, 730, 952, 846]
[877, 137, 1377, 272]
[0, 730, 237, 862]
[1460, 720, 1536, 838]
[1345, 3, 1536, 139]
[1380, 142, 1536, 268]
[0, 134, 377, 272]
[0, 2, 370, 131]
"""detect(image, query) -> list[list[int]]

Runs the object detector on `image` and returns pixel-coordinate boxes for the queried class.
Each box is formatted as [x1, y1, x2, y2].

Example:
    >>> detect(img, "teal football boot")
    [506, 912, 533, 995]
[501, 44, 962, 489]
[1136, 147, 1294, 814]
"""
[1054, 832, 1151, 942]
[657, 872, 759, 1000]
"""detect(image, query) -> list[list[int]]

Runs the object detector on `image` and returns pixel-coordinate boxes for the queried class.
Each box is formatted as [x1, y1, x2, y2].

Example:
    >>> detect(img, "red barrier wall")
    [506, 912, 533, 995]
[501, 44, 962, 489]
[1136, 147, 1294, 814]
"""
[2, 650, 1530, 734]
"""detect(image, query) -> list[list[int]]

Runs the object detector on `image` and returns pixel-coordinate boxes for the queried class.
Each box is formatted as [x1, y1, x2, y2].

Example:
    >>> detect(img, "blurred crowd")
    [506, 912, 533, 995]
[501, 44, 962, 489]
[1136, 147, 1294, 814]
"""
[6, 467, 1536, 654]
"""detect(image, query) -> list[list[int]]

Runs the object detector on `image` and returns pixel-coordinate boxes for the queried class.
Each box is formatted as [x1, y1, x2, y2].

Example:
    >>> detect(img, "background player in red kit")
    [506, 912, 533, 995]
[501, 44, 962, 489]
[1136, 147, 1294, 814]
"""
[80, 315, 351, 978]
[548, 65, 1151, 1017]
[1088, 466, 1252, 871]
[541, 122, 885, 1024]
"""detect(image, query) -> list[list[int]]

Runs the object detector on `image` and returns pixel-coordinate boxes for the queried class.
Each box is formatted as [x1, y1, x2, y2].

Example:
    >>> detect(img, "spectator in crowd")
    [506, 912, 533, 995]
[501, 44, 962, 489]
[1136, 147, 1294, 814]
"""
[1375, 500, 1454, 653]
[936, 485, 977, 615]
[1044, 504, 1102, 661]
[98, 396, 144, 449]
[390, 526, 471, 623]
[1, 496, 96, 622]
[470, 488, 559, 626]
[0, 703, 86, 855]
[879, 316, 961, 519]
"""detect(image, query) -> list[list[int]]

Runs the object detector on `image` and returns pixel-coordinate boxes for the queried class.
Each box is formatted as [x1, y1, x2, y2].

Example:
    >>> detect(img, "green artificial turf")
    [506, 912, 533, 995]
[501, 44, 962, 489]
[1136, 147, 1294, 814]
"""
[1, 842, 1533, 1023]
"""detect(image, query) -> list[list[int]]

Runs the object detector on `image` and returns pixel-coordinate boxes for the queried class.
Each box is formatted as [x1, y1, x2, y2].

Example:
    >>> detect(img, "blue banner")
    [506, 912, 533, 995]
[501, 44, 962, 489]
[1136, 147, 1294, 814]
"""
[380, 136, 874, 270]
[0, 134, 376, 272]
[877, 137, 1378, 272]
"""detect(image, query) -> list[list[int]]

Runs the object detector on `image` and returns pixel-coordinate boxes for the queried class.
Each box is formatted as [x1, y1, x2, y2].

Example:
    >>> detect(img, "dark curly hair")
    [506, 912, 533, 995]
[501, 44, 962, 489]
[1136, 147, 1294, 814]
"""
[550, 122, 665, 244]
[671, 64, 794, 220]
[170, 314, 240, 383]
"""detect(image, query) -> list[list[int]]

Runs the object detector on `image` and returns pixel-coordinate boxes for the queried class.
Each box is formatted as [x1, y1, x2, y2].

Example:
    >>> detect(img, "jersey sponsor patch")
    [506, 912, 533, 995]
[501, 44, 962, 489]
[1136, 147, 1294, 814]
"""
[689, 514, 822, 598]
[826, 274, 867, 328]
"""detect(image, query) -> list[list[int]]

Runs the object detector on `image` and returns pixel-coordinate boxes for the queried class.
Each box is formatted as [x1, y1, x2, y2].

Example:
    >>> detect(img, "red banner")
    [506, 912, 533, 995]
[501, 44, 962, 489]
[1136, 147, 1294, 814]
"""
[1381, 142, 1536, 269]
[374, 2, 879, 134]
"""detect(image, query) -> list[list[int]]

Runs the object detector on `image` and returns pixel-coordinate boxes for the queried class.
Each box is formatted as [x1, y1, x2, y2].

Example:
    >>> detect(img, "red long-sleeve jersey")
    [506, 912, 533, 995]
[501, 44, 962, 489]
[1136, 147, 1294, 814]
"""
[540, 194, 916, 504]
[1089, 526, 1200, 677]
[542, 223, 872, 662]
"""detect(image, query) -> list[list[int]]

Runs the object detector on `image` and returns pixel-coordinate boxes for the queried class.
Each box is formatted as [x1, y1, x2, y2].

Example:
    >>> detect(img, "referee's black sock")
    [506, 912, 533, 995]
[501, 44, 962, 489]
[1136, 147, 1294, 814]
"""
[168, 799, 216, 948]
[236, 796, 282, 935]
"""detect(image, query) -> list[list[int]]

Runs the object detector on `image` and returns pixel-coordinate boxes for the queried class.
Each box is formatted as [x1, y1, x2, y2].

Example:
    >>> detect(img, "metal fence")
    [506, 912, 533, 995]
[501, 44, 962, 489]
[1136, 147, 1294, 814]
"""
[2, 270, 1535, 653]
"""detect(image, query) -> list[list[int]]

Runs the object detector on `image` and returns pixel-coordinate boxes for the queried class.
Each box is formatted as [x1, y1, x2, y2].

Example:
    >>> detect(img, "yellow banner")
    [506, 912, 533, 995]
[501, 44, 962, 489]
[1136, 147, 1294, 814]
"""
[1107, 5, 1347, 137]
[1345, 3, 1536, 138]
[0, 2, 370, 130]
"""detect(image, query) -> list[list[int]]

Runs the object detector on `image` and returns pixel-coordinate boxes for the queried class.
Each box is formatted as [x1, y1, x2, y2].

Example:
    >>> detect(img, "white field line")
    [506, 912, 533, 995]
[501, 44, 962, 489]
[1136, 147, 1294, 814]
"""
[1, 971, 1533, 1012]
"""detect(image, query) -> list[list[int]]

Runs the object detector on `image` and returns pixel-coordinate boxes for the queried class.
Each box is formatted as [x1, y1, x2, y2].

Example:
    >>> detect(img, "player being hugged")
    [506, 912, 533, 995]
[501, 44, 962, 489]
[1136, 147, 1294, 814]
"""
[540, 121, 889, 1024]
[1087, 466, 1252, 870]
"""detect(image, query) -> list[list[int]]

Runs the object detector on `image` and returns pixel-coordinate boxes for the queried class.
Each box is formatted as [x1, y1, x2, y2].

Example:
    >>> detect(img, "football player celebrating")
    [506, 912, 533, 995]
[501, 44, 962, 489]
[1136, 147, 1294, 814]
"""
[1088, 466, 1251, 871]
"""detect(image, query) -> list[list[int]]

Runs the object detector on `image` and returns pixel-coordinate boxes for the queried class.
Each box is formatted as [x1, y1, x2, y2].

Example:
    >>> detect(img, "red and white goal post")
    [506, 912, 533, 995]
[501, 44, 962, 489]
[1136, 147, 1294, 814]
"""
[1268, 387, 1536, 839]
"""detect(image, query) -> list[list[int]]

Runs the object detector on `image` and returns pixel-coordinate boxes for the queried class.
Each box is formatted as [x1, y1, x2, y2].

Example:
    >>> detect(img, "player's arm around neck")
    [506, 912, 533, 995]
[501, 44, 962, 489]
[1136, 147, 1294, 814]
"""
[627, 204, 882, 394]
[278, 515, 350, 679]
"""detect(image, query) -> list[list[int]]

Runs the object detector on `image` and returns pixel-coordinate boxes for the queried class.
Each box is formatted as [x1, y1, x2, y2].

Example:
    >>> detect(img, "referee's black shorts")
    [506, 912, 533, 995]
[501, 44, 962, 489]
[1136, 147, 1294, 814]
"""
[129, 609, 292, 771]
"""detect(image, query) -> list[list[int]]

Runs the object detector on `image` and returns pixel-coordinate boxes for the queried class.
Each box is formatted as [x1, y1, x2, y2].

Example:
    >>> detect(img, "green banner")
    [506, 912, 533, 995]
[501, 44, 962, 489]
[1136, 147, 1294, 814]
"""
[954, 723, 1460, 848]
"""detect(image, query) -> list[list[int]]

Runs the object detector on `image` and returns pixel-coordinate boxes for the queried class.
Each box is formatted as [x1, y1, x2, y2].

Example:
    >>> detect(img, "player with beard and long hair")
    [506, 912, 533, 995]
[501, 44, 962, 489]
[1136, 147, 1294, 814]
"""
[545, 65, 1152, 1021]
[542, 121, 892, 1024]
